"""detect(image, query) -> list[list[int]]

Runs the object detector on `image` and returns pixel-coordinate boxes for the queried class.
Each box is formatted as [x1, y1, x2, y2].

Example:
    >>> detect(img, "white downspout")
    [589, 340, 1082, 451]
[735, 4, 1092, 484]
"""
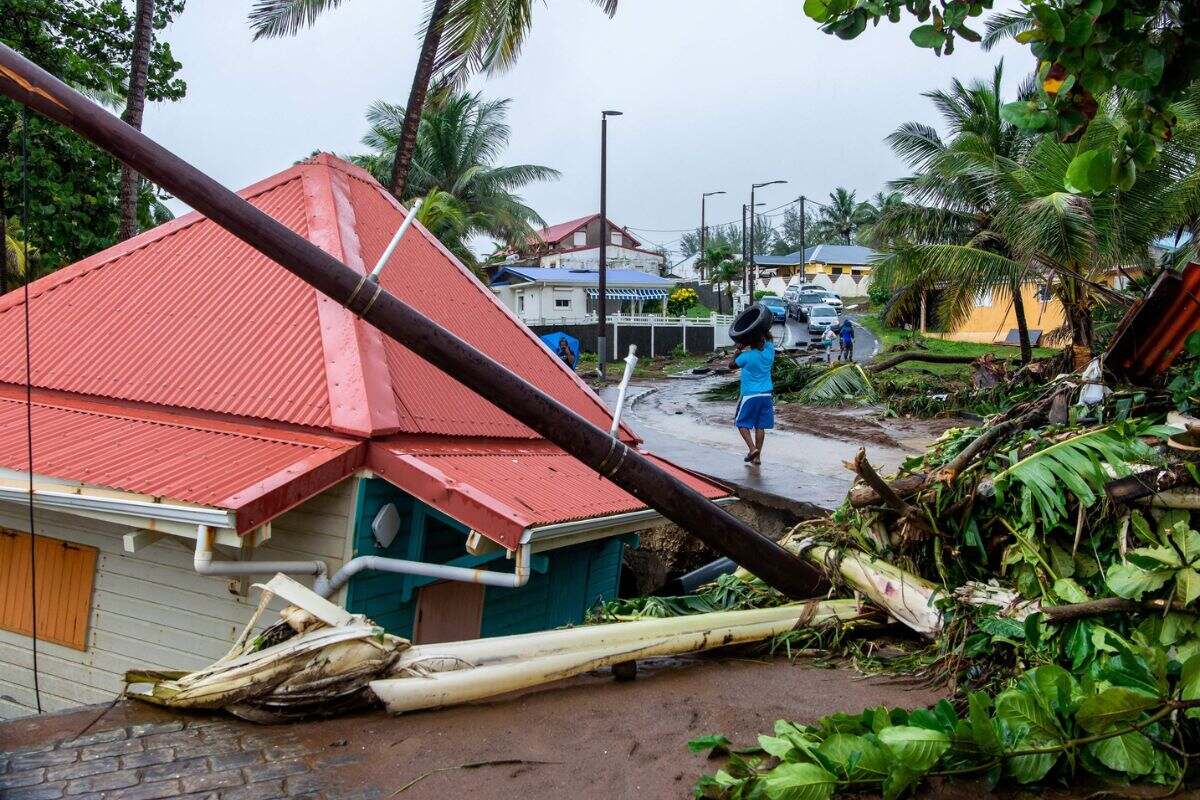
[193, 525, 328, 583]
[313, 543, 532, 599]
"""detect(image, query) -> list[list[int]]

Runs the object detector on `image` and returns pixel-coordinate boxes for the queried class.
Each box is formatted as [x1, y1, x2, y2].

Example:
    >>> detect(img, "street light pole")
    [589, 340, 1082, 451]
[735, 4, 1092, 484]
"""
[749, 179, 787, 294]
[700, 190, 725, 282]
[598, 110, 622, 378]
[798, 195, 806, 284]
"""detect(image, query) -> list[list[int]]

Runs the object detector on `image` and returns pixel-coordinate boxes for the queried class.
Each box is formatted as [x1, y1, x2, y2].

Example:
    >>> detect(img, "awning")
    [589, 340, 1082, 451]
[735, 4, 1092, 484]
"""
[368, 438, 730, 549]
[585, 288, 669, 301]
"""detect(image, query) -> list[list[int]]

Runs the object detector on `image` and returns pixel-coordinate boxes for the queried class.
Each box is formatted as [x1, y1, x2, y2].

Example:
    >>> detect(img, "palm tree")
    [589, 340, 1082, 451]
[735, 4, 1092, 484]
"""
[712, 257, 741, 312]
[868, 62, 1040, 361]
[249, 0, 617, 200]
[880, 95, 1199, 352]
[697, 242, 734, 304]
[118, 0, 156, 241]
[812, 188, 872, 245]
[352, 92, 559, 265]
[4, 217, 30, 287]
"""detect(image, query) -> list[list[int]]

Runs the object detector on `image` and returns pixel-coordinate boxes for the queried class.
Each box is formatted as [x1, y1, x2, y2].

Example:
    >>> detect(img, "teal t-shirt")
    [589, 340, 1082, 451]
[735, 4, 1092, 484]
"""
[735, 342, 775, 394]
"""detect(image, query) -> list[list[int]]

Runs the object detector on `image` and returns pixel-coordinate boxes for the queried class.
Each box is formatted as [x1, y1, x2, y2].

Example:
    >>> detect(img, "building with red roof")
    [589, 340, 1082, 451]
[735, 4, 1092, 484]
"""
[509, 212, 666, 275]
[0, 155, 727, 719]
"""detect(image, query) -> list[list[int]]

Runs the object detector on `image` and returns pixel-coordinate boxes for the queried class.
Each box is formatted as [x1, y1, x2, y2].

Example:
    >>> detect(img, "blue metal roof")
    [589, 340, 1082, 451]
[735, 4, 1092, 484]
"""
[491, 266, 677, 287]
[752, 244, 877, 267]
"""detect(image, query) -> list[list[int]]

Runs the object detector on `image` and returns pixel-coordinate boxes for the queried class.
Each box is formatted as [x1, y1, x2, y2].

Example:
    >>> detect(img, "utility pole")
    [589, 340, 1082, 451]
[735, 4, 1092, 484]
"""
[699, 190, 725, 283]
[799, 196, 806, 284]
[749, 179, 787, 294]
[598, 110, 622, 378]
[741, 204, 748, 294]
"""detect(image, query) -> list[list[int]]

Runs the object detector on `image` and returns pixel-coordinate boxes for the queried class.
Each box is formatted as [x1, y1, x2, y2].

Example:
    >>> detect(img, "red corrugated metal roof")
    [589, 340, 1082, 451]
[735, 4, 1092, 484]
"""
[0, 388, 363, 532]
[531, 214, 641, 248]
[368, 438, 728, 549]
[0, 154, 726, 541]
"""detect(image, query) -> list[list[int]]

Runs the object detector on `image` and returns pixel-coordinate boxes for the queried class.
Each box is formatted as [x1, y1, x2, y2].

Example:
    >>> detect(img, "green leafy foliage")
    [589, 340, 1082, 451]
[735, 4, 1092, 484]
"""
[692, 645, 1189, 799]
[3, 0, 187, 280]
[794, 363, 877, 405]
[799, 0, 1200, 191]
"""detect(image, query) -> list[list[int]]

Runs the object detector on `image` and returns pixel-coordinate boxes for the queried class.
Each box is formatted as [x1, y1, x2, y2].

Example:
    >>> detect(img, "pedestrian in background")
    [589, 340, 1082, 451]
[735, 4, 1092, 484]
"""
[821, 327, 836, 363]
[839, 319, 855, 362]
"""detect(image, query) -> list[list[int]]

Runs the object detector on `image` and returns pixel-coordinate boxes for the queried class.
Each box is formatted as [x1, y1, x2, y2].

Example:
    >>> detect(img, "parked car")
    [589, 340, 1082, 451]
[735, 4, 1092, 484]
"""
[760, 296, 787, 323]
[806, 304, 840, 335]
[795, 289, 831, 320]
[819, 292, 843, 310]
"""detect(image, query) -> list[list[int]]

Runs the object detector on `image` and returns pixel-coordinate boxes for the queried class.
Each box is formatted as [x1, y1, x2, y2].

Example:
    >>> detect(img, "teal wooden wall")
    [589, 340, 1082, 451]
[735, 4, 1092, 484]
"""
[344, 478, 630, 639]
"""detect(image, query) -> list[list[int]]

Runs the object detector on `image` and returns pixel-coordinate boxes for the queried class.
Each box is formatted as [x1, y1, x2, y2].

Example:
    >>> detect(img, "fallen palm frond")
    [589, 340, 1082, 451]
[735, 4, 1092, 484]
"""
[795, 363, 878, 404]
[372, 600, 866, 714]
[125, 575, 407, 722]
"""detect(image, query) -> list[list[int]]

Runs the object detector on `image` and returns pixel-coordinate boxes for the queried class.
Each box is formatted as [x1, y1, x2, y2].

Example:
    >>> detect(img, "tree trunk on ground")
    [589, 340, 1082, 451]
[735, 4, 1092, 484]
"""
[118, 0, 155, 242]
[1009, 273, 1032, 363]
[389, 0, 450, 201]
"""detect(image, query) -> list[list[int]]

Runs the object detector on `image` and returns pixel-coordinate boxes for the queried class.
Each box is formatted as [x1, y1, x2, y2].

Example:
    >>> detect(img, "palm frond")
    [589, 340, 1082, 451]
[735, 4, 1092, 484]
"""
[992, 422, 1168, 526]
[248, 0, 346, 39]
[982, 9, 1033, 51]
[795, 364, 877, 405]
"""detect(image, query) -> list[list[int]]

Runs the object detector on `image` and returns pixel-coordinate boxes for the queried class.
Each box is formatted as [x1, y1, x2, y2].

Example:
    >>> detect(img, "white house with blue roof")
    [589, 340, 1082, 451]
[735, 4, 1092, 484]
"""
[489, 265, 678, 323]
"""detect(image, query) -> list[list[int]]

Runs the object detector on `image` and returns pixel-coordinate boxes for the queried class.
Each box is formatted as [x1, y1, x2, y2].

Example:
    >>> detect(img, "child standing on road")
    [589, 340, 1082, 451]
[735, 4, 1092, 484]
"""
[729, 331, 775, 466]
[839, 320, 855, 362]
[821, 327, 836, 363]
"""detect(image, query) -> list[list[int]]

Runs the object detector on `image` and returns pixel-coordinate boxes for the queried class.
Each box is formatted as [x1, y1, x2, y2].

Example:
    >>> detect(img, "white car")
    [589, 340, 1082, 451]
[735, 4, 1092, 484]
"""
[806, 304, 841, 335]
[820, 293, 843, 310]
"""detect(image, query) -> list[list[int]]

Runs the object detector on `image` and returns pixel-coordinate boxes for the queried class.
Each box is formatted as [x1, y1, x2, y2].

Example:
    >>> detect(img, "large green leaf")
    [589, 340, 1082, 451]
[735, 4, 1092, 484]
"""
[1065, 148, 1113, 193]
[761, 762, 837, 800]
[877, 726, 950, 773]
[969, 692, 1003, 756]
[910, 24, 947, 48]
[816, 734, 890, 781]
[1005, 748, 1058, 784]
[1074, 688, 1159, 733]
[759, 735, 798, 760]
[1106, 563, 1172, 599]
[1087, 732, 1154, 776]
[995, 690, 1062, 744]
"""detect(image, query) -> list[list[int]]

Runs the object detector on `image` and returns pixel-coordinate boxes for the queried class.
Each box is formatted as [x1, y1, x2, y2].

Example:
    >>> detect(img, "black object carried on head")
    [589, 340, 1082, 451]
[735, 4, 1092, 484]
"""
[729, 303, 773, 345]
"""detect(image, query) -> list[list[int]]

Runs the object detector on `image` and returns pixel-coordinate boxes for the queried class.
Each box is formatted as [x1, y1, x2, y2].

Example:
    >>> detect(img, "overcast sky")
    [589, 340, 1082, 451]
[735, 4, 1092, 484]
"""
[146, 0, 1029, 259]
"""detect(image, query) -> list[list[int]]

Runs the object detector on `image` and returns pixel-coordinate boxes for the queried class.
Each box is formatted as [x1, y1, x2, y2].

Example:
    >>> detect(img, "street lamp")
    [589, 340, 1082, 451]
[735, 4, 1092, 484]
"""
[741, 201, 765, 296]
[598, 109, 623, 379]
[700, 190, 725, 281]
[749, 180, 787, 293]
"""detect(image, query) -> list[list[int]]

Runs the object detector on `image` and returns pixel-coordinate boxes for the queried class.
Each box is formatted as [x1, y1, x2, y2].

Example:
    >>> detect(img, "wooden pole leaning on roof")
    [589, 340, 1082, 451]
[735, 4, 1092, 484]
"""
[0, 44, 823, 599]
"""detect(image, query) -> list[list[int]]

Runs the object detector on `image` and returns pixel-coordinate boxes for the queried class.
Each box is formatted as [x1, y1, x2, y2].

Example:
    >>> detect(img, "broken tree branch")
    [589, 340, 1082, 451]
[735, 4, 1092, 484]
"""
[1106, 463, 1199, 504]
[847, 448, 912, 515]
[865, 351, 989, 374]
[848, 472, 929, 508]
[934, 408, 1046, 483]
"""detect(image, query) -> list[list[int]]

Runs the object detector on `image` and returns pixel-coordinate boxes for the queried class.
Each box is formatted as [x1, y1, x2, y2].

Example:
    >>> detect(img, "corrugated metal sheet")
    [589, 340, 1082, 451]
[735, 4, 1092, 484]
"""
[0, 154, 721, 536]
[0, 394, 362, 529]
[344, 170, 627, 439]
[0, 176, 332, 428]
[369, 438, 730, 548]
[1106, 263, 1200, 382]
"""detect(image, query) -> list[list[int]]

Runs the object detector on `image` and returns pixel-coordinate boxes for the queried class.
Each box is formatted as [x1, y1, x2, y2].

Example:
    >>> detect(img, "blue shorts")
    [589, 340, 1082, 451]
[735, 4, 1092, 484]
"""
[735, 394, 774, 430]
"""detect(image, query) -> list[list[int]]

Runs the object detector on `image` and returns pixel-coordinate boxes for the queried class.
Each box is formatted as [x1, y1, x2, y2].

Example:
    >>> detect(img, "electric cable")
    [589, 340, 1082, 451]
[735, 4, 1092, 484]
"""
[21, 104, 42, 714]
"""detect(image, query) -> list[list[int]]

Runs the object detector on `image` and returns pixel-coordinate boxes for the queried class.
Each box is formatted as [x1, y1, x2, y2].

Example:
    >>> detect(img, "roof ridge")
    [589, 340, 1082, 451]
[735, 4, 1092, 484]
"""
[0, 168, 307, 317]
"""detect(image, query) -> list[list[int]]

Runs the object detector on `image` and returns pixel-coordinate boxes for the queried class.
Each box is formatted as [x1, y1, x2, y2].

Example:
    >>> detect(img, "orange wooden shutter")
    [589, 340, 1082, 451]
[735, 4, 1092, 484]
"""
[0, 528, 98, 651]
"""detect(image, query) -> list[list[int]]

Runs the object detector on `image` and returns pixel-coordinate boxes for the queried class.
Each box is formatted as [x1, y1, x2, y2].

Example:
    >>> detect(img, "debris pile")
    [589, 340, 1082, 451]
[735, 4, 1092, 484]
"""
[688, 362, 1200, 797]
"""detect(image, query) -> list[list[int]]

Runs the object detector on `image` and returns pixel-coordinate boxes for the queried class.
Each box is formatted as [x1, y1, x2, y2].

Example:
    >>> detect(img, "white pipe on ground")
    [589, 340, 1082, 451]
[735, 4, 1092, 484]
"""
[313, 543, 532, 598]
[609, 345, 638, 436]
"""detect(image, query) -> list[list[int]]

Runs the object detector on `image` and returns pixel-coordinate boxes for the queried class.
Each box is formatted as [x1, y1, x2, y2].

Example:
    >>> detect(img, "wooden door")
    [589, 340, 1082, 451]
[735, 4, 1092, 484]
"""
[412, 581, 485, 644]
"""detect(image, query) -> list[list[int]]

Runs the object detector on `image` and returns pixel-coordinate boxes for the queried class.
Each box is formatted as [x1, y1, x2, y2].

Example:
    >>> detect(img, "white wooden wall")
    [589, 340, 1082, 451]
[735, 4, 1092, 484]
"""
[0, 477, 358, 720]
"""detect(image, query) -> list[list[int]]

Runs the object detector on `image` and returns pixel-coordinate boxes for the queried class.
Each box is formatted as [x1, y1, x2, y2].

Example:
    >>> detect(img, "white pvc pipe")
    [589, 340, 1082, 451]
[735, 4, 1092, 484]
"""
[609, 345, 638, 436]
[369, 198, 422, 280]
[314, 543, 532, 598]
[193, 526, 327, 582]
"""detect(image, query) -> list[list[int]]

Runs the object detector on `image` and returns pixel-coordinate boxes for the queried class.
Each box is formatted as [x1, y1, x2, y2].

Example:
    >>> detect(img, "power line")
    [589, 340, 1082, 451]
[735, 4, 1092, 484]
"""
[624, 192, 837, 237]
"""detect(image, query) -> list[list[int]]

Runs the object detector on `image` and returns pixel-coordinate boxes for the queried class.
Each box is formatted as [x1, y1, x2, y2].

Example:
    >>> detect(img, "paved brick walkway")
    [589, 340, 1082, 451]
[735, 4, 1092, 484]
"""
[0, 717, 376, 800]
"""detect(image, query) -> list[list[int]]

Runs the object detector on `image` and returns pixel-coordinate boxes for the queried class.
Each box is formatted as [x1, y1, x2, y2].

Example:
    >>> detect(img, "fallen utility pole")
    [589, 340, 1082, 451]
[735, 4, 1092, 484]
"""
[0, 45, 823, 598]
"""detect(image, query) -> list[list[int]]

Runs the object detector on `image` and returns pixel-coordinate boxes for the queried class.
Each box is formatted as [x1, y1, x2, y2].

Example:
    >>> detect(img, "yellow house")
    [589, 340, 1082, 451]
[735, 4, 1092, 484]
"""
[937, 282, 1067, 344]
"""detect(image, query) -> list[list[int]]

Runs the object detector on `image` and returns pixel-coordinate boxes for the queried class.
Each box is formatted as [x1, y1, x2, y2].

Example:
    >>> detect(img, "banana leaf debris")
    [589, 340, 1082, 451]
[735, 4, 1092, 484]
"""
[685, 349, 1200, 798]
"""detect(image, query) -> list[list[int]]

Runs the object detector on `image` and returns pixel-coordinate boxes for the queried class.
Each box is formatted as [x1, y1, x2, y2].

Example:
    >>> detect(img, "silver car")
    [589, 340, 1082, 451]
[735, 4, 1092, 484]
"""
[806, 304, 840, 335]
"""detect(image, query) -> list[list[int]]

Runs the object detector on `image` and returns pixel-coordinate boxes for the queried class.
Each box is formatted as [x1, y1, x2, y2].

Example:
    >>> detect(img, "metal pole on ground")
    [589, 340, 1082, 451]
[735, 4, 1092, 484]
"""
[0, 45, 823, 598]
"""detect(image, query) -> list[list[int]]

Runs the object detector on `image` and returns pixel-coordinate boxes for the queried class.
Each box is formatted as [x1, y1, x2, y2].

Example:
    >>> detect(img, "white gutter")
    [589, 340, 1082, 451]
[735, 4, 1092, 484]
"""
[0, 485, 234, 528]
[314, 543, 532, 599]
[522, 496, 738, 551]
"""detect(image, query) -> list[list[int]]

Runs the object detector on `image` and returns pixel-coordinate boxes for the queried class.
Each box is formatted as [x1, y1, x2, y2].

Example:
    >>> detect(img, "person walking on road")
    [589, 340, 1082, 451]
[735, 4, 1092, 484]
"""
[821, 327, 836, 363]
[839, 319, 855, 362]
[728, 331, 774, 466]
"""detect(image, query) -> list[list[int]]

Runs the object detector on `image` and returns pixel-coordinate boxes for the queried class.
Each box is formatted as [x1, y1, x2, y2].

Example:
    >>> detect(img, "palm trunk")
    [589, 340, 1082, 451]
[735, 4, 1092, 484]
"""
[389, 0, 450, 200]
[1009, 273, 1032, 363]
[118, 0, 155, 242]
[1068, 302, 1094, 351]
[0, 178, 7, 295]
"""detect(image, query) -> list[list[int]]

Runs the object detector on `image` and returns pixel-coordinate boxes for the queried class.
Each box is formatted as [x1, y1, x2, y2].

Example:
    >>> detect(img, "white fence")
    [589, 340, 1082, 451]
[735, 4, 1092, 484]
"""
[525, 313, 736, 357]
